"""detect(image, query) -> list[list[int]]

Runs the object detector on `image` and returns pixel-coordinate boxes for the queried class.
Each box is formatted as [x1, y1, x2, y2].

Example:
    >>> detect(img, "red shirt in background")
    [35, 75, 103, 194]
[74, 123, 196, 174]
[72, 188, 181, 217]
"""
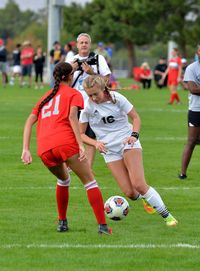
[21, 47, 34, 65]
[32, 84, 84, 156]
[140, 68, 151, 77]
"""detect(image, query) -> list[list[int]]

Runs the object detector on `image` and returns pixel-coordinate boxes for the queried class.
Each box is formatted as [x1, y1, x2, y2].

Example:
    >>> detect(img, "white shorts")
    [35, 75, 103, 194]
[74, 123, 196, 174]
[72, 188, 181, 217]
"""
[13, 65, 21, 74]
[101, 139, 142, 163]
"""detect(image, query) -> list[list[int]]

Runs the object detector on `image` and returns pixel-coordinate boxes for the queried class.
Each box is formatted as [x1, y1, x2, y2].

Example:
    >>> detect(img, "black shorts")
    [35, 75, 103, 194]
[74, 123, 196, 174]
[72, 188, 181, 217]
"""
[22, 64, 32, 76]
[188, 110, 200, 127]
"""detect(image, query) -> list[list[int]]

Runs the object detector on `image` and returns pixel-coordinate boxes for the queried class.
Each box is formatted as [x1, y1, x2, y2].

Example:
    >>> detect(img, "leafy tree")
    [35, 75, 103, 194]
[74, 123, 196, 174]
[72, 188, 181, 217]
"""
[63, 3, 90, 42]
[0, 0, 37, 40]
[155, 0, 200, 57]
[84, 0, 160, 75]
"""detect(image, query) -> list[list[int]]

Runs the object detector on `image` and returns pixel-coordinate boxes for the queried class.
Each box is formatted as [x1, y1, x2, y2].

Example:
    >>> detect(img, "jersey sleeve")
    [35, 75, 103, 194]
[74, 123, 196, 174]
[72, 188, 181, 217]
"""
[31, 100, 40, 115]
[114, 92, 133, 114]
[70, 91, 84, 110]
[184, 65, 196, 83]
[98, 55, 111, 76]
[79, 108, 89, 123]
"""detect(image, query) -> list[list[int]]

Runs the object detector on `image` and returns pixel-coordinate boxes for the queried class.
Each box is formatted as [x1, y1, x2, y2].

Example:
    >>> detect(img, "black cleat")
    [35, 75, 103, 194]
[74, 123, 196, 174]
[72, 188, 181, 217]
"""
[98, 224, 112, 235]
[178, 174, 187, 180]
[57, 219, 68, 232]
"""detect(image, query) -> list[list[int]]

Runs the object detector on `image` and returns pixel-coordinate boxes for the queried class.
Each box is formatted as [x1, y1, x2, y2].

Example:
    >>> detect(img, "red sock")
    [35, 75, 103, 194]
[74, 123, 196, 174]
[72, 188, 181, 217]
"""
[56, 184, 69, 220]
[169, 93, 176, 104]
[174, 93, 180, 102]
[86, 187, 106, 224]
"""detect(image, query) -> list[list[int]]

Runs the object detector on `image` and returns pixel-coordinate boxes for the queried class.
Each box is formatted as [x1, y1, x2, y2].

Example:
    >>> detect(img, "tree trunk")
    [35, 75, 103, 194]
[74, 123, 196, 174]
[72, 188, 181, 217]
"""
[126, 40, 137, 77]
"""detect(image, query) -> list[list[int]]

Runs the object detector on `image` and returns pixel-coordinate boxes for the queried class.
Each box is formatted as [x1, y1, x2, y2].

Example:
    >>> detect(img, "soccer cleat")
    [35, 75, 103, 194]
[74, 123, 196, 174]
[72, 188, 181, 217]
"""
[142, 199, 156, 214]
[165, 214, 178, 227]
[57, 219, 68, 232]
[178, 174, 187, 180]
[98, 224, 112, 235]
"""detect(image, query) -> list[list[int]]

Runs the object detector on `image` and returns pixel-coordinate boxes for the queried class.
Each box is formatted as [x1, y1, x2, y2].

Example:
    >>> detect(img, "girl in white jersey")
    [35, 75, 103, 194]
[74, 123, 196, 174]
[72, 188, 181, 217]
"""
[79, 75, 178, 227]
[178, 44, 200, 179]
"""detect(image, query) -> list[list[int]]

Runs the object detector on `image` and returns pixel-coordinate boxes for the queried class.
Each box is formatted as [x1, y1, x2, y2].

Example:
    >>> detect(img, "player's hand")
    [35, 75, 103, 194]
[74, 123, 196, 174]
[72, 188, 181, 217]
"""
[79, 144, 87, 161]
[21, 150, 32, 165]
[95, 141, 107, 154]
[123, 136, 137, 146]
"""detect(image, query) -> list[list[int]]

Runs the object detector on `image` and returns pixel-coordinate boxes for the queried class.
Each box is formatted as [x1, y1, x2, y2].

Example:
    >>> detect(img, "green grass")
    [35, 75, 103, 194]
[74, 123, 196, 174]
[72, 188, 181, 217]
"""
[0, 81, 200, 270]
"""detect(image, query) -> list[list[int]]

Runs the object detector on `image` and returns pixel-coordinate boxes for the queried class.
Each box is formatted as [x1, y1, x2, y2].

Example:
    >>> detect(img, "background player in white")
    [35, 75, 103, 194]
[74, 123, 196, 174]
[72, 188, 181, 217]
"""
[66, 33, 111, 167]
[79, 75, 178, 227]
[179, 43, 200, 180]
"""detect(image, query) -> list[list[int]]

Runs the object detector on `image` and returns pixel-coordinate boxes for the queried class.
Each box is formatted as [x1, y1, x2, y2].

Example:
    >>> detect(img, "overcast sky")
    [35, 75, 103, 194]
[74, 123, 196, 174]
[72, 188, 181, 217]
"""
[0, 0, 91, 11]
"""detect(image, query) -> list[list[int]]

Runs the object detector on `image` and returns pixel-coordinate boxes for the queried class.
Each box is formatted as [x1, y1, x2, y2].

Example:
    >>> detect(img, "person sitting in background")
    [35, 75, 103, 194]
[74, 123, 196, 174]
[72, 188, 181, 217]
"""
[140, 62, 153, 89]
[154, 57, 167, 89]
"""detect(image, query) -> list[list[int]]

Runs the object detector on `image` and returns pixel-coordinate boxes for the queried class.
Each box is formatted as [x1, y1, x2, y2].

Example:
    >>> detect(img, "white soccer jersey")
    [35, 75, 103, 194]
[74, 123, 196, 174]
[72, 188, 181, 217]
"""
[80, 91, 134, 152]
[66, 53, 111, 102]
[184, 61, 200, 112]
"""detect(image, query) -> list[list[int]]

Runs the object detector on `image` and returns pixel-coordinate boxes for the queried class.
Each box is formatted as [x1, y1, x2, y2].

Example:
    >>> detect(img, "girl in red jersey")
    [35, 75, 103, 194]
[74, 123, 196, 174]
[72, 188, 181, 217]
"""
[162, 48, 182, 104]
[21, 62, 111, 235]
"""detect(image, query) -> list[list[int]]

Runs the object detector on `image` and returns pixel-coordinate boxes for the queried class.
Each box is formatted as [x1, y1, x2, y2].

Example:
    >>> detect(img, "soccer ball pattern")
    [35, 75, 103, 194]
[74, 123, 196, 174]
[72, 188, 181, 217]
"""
[104, 195, 129, 220]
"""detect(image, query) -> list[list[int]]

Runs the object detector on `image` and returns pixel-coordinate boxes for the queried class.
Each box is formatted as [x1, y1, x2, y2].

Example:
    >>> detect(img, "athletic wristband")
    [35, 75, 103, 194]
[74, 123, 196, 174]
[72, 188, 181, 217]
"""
[131, 132, 139, 139]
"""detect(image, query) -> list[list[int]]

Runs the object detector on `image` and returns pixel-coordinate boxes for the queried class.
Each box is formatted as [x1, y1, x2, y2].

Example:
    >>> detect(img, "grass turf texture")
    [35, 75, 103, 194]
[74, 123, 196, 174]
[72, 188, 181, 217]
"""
[0, 82, 200, 270]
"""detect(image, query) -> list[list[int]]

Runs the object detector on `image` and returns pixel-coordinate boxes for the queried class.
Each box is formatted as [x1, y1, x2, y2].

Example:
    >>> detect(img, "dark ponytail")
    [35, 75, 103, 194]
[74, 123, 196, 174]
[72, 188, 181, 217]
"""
[37, 62, 73, 115]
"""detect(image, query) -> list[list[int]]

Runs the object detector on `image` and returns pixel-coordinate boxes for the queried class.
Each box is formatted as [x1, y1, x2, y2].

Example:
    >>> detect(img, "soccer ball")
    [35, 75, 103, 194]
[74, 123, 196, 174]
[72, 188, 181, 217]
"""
[104, 195, 129, 221]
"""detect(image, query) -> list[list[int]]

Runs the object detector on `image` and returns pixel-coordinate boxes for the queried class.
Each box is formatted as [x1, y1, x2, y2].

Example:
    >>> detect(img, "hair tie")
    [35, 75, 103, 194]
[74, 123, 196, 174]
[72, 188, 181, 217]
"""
[62, 75, 66, 80]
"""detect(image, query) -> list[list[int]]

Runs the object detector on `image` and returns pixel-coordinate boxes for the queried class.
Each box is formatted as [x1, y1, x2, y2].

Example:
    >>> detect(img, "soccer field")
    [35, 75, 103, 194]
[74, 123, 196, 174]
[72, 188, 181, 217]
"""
[0, 82, 200, 270]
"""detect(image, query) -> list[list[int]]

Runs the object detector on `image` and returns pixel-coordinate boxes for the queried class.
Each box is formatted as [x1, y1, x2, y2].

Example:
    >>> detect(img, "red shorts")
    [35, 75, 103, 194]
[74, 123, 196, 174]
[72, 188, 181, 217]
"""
[168, 78, 178, 86]
[40, 144, 79, 168]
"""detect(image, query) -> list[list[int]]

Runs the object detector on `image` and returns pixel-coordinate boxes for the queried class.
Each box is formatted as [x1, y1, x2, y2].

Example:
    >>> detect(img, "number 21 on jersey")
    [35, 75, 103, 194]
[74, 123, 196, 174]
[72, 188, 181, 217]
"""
[41, 95, 60, 119]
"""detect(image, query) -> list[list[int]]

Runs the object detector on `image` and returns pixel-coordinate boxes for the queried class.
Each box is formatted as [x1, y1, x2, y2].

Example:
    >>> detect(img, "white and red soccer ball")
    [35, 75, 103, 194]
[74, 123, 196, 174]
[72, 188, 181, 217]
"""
[104, 195, 129, 220]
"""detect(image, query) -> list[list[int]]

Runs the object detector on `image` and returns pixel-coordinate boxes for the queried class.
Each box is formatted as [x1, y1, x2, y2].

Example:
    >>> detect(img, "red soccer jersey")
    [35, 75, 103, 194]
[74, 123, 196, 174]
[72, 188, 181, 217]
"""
[21, 47, 34, 65]
[168, 57, 182, 81]
[32, 84, 84, 156]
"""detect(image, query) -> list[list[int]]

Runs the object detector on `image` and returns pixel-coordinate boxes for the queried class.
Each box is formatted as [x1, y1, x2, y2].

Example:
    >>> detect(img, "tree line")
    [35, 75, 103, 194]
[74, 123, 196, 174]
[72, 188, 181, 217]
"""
[1, 0, 200, 74]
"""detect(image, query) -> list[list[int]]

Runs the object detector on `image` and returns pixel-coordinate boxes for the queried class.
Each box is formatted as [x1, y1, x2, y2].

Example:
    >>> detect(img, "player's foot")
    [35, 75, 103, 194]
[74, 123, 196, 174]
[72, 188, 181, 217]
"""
[67, 167, 72, 173]
[142, 199, 156, 214]
[178, 173, 187, 180]
[98, 224, 112, 235]
[57, 219, 68, 232]
[165, 214, 178, 227]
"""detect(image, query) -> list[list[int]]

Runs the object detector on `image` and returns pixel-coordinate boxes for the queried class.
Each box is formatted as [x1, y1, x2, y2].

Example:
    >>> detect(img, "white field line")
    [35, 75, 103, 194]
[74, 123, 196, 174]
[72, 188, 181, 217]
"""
[0, 243, 200, 249]
[0, 186, 199, 191]
[138, 108, 187, 113]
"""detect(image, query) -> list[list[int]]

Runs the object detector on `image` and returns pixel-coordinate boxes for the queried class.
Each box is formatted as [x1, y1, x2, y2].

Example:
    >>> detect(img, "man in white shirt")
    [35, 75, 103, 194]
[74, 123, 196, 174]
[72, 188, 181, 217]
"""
[66, 33, 111, 167]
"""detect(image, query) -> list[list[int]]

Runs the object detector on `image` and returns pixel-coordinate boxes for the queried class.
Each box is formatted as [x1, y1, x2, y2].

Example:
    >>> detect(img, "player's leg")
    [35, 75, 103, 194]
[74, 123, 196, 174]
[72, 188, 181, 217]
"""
[85, 144, 96, 168]
[123, 148, 178, 226]
[106, 153, 154, 214]
[48, 162, 70, 232]
[67, 154, 111, 234]
[106, 159, 139, 199]
[179, 126, 200, 179]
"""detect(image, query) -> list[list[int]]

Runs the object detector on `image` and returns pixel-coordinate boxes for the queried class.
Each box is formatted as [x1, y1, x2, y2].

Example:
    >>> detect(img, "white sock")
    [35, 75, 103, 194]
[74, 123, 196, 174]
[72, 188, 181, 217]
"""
[84, 180, 98, 191]
[142, 187, 169, 218]
[57, 177, 70, 187]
